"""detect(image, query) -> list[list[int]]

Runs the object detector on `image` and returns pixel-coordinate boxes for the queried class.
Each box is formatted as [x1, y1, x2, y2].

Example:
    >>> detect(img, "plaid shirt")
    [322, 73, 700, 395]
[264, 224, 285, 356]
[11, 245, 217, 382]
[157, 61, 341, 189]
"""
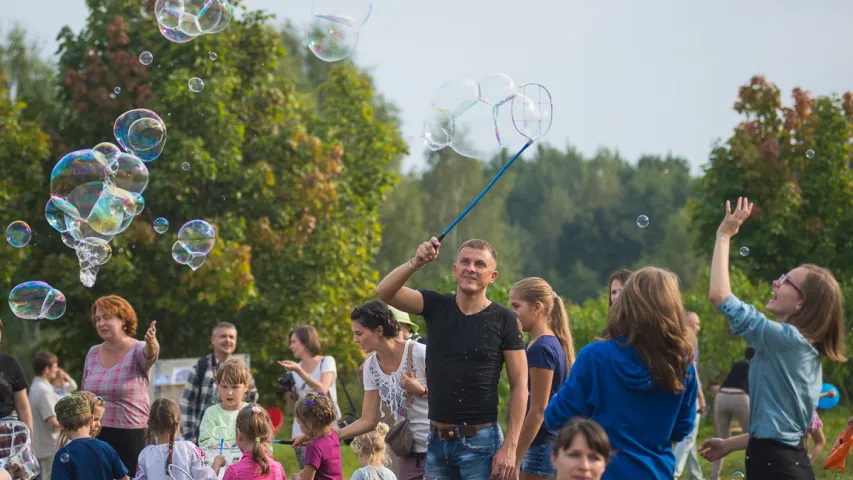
[179, 354, 259, 443]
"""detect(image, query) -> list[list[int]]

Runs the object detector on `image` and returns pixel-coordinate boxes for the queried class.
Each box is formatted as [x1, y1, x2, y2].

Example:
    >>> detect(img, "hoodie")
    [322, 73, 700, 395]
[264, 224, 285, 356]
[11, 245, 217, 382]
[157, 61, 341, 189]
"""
[544, 338, 697, 480]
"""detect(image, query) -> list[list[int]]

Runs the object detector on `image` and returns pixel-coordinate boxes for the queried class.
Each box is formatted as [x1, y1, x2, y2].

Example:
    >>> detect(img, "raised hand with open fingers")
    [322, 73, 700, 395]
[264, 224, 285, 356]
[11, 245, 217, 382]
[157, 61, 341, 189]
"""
[717, 197, 754, 239]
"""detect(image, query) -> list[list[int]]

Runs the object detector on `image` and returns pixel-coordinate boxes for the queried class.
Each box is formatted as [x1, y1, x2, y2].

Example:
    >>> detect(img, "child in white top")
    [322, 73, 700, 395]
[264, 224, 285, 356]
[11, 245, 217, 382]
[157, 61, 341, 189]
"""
[135, 398, 218, 480]
[349, 423, 397, 480]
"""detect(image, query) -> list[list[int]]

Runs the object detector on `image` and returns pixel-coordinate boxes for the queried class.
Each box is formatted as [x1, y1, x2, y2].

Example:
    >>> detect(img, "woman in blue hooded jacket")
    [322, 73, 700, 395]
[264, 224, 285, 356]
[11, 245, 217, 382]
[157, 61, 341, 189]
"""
[544, 266, 698, 480]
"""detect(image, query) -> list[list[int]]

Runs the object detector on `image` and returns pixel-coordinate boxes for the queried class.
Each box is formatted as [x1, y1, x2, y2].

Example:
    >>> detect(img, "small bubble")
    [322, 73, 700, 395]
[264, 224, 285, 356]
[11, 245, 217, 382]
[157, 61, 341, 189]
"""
[188, 77, 205, 93]
[636, 215, 650, 228]
[119, 248, 124, 253]
[209, 52, 218, 61]
[60, 453, 70, 463]
[114, 87, 121, 94]
[731, 473, 744, 480]
[139, 51, 153, 65]
[158, 64, 162, 68]
[182, 162, 190, 171]
[740, 246, 750, 257]
[664, 169, 669, 174]
[806, 149, 815, 159]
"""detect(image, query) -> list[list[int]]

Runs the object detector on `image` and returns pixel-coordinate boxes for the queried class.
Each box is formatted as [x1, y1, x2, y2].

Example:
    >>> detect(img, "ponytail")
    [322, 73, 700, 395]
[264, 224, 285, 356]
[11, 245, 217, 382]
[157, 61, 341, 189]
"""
[251, 438, 271, 476]
[167, 429, 175, 473]
[235, 405, 274, 476]
[549, 294, 575, 373]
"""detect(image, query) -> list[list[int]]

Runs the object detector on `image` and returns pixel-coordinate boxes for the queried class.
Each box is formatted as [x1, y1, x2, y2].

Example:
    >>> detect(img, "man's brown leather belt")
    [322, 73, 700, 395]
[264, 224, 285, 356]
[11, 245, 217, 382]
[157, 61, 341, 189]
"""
[430, 422, 496, 440]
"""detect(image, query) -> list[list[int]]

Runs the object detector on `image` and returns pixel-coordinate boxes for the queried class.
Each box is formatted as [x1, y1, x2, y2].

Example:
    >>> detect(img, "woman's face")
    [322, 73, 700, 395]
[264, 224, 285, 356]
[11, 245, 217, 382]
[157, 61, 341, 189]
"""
[553, 433, 607, 480]
[767, 267, 807, 319]
[91, 405, 105, 437]
[609, 279, 624, 305]
[289, 334, 307, 359]
[509, 290, 540, 333]
[351, 321, 382, 353]
[93, 308, 125, 342]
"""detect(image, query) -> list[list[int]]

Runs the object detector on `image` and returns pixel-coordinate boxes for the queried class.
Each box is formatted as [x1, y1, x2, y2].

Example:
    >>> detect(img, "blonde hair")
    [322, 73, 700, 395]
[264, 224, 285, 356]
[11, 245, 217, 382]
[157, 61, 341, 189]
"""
[235, 405, 274, 476]
[216, 358, 253, 387]
[511, 277, 576, 371]
[606, 267, 694, 393]
[787, 264, 847, 362]
[351, 423, 390, 466]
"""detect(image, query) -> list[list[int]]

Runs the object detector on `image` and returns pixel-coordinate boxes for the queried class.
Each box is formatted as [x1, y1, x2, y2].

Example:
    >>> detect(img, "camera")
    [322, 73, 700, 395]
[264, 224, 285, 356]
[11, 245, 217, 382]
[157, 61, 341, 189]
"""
[276, 372, 297, 399]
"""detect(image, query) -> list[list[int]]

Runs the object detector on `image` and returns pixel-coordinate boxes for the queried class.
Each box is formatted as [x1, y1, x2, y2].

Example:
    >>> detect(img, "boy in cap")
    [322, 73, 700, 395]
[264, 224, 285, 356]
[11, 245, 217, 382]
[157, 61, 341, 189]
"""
[50, 395, 128, 480]
[389, 305, 422, 342]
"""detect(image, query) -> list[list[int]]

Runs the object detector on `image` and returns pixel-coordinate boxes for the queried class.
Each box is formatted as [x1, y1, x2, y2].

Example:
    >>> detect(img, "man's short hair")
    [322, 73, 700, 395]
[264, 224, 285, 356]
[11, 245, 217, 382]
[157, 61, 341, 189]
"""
[32, 351, 58, 375]
[457, 239, 497, 265]
[212, 322, 237, 336]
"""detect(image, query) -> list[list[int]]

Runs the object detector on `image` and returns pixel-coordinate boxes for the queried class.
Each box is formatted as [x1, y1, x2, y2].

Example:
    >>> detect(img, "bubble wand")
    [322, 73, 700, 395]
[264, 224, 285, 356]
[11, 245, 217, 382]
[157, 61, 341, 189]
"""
[436, 83, 553, 241]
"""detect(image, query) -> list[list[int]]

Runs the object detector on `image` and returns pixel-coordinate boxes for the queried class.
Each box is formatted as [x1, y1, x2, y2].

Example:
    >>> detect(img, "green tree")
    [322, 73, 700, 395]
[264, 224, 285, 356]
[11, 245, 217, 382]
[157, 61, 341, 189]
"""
[5, 0, 405, 400]
[691, 75, 853, 281]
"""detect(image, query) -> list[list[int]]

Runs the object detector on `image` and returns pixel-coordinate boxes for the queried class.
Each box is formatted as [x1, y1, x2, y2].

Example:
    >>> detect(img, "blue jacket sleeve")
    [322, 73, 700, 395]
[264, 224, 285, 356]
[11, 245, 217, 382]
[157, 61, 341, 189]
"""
[544, 346, 594, 431]
[670, 364, 698, 443]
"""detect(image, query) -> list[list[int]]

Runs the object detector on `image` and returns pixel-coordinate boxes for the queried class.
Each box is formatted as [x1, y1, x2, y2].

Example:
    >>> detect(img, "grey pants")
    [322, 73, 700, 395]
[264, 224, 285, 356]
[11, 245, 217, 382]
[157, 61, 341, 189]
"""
[711, 390, 750, 480]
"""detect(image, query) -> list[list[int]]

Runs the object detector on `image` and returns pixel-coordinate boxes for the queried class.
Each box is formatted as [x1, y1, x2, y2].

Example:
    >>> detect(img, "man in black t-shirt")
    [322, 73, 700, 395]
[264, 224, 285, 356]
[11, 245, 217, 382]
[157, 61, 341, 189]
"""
[377, 237, 528, 480]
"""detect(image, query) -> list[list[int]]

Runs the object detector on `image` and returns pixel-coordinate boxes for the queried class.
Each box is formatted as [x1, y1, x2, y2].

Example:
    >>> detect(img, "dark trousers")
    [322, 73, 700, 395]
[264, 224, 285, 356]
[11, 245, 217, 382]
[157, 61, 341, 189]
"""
[745, 437, 815, 480]
[98, 426, 147, 476]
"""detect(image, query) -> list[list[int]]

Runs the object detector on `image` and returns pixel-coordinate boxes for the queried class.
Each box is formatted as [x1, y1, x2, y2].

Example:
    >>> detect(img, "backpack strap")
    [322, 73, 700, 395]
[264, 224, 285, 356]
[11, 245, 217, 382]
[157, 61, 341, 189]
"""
[194, 355, 210, 422]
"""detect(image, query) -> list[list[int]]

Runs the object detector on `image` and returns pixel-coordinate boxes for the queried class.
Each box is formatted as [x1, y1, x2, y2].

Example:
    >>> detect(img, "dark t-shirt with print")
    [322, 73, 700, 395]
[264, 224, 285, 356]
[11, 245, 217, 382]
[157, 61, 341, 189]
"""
[418, 290, 525, 425]
[0, 353, 28, 417]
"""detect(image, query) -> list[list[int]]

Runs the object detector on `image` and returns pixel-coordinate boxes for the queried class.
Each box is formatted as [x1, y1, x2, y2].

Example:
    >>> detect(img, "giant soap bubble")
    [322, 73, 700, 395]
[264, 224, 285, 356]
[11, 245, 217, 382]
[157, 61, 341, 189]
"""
[305, 0, 373, 62]
[154, 0, 233, 43]
[173, 220, 216, 271]
[114, 110, 167, 162]
[8, 281, 67, 320]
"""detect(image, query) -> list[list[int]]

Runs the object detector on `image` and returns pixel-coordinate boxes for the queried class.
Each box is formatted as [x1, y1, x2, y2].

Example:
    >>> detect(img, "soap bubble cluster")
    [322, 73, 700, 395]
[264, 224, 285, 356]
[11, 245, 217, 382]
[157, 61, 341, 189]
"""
[5, 221, 32, 248]
[422, 74, 544, 160]
[172, 220, 216, 271]
[8, 281, 66, 320]
[154, 0, 233, 44]
[46, 109, 166, 287]
[305, 0, 373, 62]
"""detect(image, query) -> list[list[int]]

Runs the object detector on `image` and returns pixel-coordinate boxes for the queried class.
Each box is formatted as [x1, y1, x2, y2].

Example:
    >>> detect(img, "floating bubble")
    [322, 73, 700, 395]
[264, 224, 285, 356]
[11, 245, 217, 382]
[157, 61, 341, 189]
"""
[430, 78, 479, 117]
[664, 169, 669, 174]
[731, 473, 744, 480]
[740, 246, 750, 257]
[422, 108, 453, 150]
[128, 118, 166, 152]
[139, 51, 154, 65]
[188, 77, 204, 92]
[153, 218, 169, 234]
[182, 162, 190, 170]
[172, 241, 192, 265]
[114, 87, 121, 95]
[114, 109, 168, 162]
[158, 21, 197, 43]
[8, 281, 66, 320]
[806, 149, 815, 159]
[178, 220, 216, 255]
[312, 0, 373, 26]
[478, 73, 517, 106]
[637, 215, 650, 228]
[60, 453, 70, 463]
[188, 254, 206, 271]
[305, 15, 360, 63]
[50, 149, 112, 221]
[5, 221, 32, 248]
[209, 51, 218, 61]
[182, 0, 225, 33]
[93, 142, 122, 167]
[113, 153, 150, 195]
[206, 0, 234, 34]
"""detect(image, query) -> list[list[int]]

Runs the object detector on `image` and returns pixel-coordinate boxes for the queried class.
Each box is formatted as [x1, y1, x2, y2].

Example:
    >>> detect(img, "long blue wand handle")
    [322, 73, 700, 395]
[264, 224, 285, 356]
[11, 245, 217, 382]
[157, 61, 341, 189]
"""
[437, 140, 533, 242]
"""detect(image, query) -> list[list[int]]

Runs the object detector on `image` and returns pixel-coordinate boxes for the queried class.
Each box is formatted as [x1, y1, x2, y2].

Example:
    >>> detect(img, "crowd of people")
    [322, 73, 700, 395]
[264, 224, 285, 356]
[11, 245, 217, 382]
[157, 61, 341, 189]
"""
[0, 197, 849, 480]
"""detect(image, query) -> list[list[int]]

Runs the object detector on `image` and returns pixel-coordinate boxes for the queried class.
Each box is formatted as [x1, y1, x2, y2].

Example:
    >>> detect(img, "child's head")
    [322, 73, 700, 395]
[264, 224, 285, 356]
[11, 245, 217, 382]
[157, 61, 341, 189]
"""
[608, 269, 632, 307]
[73, 391, 106, 437]
[605, 266, 694, 393]
[215, 359, 252, 410]
[551, 418, 610, 480]
[235, 404, 274, 476]
[351, 423, 390, 467]
[293, 392, 337, 435]
[147, 398, 181, 474]
[55, 395, 93, 434]
[769, 264, 847, 362]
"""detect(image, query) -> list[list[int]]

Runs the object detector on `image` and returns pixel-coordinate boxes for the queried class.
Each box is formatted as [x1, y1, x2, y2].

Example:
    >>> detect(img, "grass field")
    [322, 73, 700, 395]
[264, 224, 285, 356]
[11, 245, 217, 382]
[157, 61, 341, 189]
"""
[268, 408, 853, 478]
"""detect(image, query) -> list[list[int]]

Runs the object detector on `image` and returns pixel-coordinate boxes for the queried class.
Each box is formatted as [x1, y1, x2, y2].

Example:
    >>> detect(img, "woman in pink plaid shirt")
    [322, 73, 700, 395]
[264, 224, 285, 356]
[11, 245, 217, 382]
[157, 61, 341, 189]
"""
[82, 295, 160, 476]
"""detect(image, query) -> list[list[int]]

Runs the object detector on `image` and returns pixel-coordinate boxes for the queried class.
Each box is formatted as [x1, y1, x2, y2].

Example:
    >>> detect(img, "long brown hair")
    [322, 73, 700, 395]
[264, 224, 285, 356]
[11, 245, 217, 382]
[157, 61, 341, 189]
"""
[606, 267, 694, 393]
[787, 264, 847, 362]
[235, 405, 274, 476]
[511, 277, 575, 371]
[608, 269, 633, 307]
[147, 398, 181, 474]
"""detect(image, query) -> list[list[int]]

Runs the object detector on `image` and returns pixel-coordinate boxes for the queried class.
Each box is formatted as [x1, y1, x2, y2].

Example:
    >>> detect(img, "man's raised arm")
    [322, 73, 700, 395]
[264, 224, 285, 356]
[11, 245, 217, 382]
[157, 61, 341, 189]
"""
[376, 237, 441, 314]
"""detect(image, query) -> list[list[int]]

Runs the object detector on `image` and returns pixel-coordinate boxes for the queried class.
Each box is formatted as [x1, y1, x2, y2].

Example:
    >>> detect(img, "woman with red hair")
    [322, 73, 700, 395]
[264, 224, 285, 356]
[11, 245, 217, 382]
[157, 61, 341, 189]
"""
[82, 295, 159, 475]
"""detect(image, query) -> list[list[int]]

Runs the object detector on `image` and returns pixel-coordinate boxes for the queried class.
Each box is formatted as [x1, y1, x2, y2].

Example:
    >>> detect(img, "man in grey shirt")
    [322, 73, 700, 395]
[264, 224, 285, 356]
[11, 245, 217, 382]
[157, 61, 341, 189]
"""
[28, 352, 63, 479]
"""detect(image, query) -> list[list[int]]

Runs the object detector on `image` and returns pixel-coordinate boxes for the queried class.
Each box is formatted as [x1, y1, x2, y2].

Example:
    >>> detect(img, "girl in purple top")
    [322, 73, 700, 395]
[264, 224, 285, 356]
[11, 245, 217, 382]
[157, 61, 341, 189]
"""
[293, 393, 342, 480]
[82, 295, 159, 476]
[213, 405, 286, 480]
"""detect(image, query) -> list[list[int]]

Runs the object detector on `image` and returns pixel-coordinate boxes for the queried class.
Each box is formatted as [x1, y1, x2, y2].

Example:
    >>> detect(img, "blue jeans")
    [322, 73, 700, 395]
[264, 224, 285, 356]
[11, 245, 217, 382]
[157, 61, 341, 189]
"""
[520, 442, 556, 478]
[425, 425, 504, 480]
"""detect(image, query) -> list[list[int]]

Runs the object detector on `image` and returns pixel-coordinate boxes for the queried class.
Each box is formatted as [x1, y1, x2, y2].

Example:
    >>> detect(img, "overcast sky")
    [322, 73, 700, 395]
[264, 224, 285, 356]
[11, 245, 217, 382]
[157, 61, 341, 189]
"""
[6, 0, 853, 174]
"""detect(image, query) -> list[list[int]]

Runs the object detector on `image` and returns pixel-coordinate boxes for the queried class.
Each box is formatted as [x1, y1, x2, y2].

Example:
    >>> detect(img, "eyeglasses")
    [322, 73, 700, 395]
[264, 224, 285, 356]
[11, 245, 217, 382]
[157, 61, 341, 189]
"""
[777, 273, 802, 296]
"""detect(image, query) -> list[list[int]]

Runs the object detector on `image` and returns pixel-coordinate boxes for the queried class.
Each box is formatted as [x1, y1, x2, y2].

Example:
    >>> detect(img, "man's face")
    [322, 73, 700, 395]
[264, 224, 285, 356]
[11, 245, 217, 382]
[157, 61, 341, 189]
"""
[452, 247, 498, 295]
[212, 327, 237, 357]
